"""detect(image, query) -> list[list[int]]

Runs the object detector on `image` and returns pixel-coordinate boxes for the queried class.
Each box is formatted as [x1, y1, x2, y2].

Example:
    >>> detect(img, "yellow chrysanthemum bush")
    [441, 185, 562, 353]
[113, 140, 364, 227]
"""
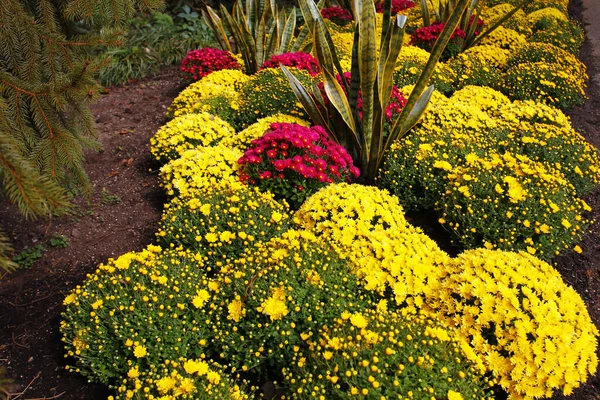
[481, 3, 532, 35]
[236, 67, 312, 128]
[282, 308, 494, 400]
[156, 181, 290, 261]
[203, 229, 381, 375]
[220, 113, 310, 151]
[294, 183, 449, 306]
[60, 245, 243, 395]
[166, 68, 251, 126]
[528, 13, 584, 55]
[446, 51, 503, 91]
[502, 61, 587, 108]
[478, 26, 527, 51]
[435, 152, 591, 259]
[158, 145, 243, 198]
[498, 101, 600, 194]
[507, 42, 587, 77]
[149, 112, 235, 164]
[427, 248, 598, 399]
[393, 46, 456, 95]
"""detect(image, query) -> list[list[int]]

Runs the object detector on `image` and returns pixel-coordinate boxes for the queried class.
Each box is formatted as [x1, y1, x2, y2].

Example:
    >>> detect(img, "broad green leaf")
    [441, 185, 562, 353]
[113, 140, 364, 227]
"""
[419, 0, 431, 28]
[280, 8, 297, 53]
[202, 7, 232, 52]
[280, 65, 332, 135]
[321, 67, 357, 135]
[378, 15, 405, 107]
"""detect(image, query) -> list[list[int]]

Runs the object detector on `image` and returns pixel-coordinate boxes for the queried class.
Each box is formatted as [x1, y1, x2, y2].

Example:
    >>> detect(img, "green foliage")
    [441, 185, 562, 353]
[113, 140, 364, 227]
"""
[285, 0, 472, 183]
[0, 0, 164, 270]
[99, 6, 216, 86]
[49, 234, 69, 248]
[100, 189, 122, 205]
[13, 244, 45, 269]
[202, 0, 311, 74]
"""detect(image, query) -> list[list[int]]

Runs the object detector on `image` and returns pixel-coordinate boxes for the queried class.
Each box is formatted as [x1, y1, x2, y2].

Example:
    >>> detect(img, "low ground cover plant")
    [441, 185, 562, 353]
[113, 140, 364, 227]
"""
[61, 0, 600, 399]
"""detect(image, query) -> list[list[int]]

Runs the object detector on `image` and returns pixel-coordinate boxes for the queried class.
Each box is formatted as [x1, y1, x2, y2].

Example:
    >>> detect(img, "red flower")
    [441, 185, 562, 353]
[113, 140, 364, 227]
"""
[260, 52, 321, 76]
[321, 6, 353, 22]
[375, 0, 416, 14]
[180, 48, 241, 81]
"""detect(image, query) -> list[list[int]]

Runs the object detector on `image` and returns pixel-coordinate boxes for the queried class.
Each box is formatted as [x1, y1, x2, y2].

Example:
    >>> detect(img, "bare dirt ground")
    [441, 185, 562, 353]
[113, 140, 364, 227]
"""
[0, 1, 599, 398]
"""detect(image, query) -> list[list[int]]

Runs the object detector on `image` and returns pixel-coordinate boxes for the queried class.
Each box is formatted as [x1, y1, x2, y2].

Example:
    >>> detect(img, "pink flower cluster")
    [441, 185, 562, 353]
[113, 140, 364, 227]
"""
[318, 72, 407, 120]
[260, 52, 321, 76]
[180, 48, 241, 81]
[321, 6, 353, 23]
[410, 23, 466, 59]
[238, 123, 359, 207]
[375, 0, 416, 14]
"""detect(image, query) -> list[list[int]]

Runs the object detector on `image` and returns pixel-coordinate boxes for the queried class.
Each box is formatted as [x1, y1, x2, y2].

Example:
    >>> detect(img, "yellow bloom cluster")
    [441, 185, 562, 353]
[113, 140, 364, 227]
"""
[113, 358, 250, 400]
[528, 6, 569, 25]
[393, 46, 456, 94]
[149, 112, 235, 163]
[283, 308, 493, 399]
[220, 113, 310, 151]
[158, 145, 243, 198]
[295, 183, 448, 305]
[428, 249, 599, 399]
[437, 152, 590, 258]
[167, 69, 250, 120]
[481, 4, 532, 35]
[156, 181, 289, 261]
[479, 26, 527, 51]
[462, 45, 510, 69]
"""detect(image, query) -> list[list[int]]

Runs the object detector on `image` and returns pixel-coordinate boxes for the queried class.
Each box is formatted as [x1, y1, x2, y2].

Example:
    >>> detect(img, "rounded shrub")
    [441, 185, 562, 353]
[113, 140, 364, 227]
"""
[529, 17, 585, 55]
[238, 123, 360, 208]
[260, 52, 320, 76]
[428, 248, 599, 399]
[502, 61, 586, 108]
[282, 308, 493, 400]
[481, 3, 532, 34]
[149, 112, 235, 163]
[156, 181, 290, 260]
[295, 183, 449, 306]
[237, 68, 312, 128]
[204, 230, 381, 375]
[158, 145, 243, 198]
[461, 45, 510, 70]
[447, 51, 503, 91]
[507, 42, 587, 78]
[478, 26, 526, 51]
[166, 69, 251, 123]
[435, 152, 591, 259]
[393, 46, 456, 95]
[527, 7, 568, 26]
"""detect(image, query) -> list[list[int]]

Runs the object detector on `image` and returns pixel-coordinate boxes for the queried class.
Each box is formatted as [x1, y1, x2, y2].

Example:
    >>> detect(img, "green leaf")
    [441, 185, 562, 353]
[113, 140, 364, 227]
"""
[356, 0, 377, 155]
[280, 8, 297, 53]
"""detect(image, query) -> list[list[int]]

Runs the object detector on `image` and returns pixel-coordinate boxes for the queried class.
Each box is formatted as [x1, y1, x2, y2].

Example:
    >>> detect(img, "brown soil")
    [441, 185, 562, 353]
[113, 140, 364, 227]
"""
[1, 2, 600, 399]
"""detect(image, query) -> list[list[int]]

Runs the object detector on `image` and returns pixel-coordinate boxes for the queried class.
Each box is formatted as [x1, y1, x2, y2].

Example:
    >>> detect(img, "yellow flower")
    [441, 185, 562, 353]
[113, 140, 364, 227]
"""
[133, 345, 147, 358]
[127, 366, 139, 378]
[192, 290, 210, 309]
[448, 390, 464, 400]
[271, 211, 283, 223]
[156, 376, 177, 394]
[350, 312, 368, 328]
[228, 298, 244, 322]
[200, 203, 211, 216]
[205, 232, 219, 243]
[574, 245, 583, 254]
[259, 287, 289, 321]
[323, 351, 333, 360]
[63, 293, 76, 305]
[207, 370, 221, 385]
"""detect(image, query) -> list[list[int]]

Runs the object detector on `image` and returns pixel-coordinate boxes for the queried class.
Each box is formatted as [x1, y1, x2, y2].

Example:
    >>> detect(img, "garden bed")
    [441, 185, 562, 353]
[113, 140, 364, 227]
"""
[1, 1, 600, 399]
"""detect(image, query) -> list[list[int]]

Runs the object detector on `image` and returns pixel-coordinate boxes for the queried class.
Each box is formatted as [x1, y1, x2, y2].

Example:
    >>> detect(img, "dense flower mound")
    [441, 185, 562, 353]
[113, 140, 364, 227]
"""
[380, 88, 600, 257]
[149, 112, 235, 163]
[283, 308, 493, 400]
[482, 4, 532, 34]
[462, 44, 510, 69]
[220, 113, 310, 151]
[529, 16, 584, 54]
[238, 123, 359, 208]
[260, 52, 321, 76]
[156, 181, 290, 261]
[158, 145, 243, 198]
[428, 248, 599, 399]
[503, 59, 587, 108]
[237, 67, 312, 127]
[167, 69, 250, 121]
[479, 26, 527, 50]
[294, 183, 449, 305]
[180, 47, 241, 81]
[205, 229, 382, 374]
[435, 152, 590, 258]
[393, 46, 456, 94]
[447, 51, 503, 90]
